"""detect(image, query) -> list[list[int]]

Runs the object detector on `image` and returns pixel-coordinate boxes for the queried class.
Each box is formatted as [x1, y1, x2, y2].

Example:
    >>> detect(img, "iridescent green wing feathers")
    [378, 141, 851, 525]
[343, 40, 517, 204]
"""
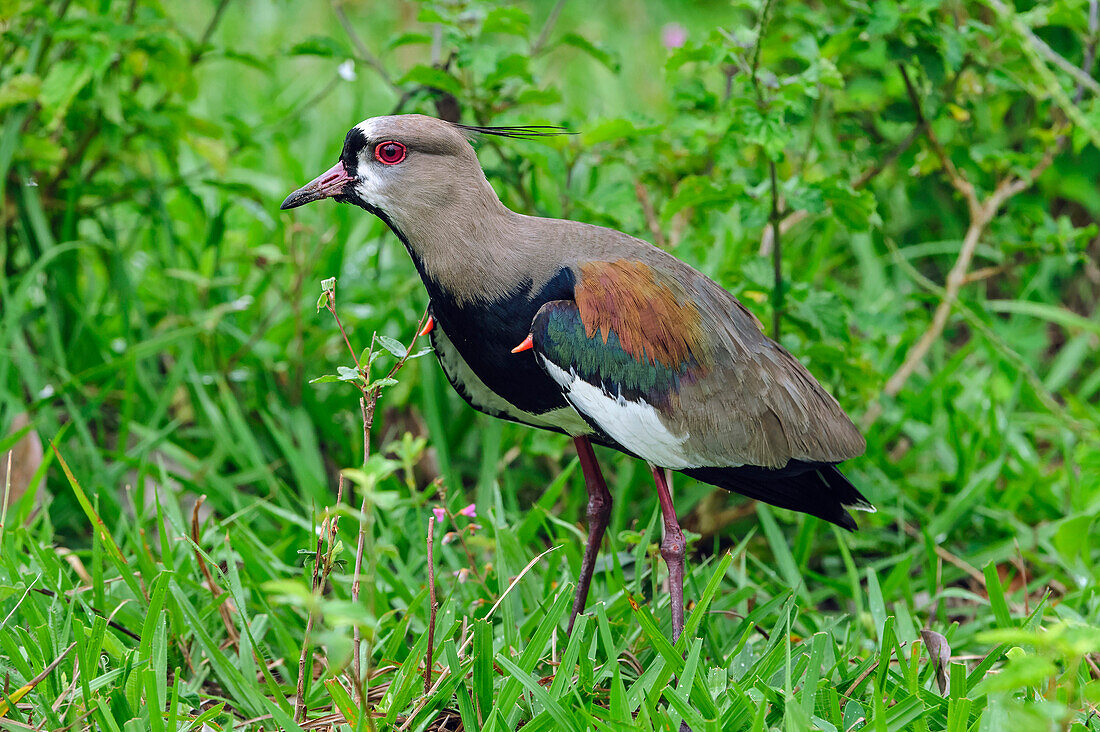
[531, 300, 701, 409]
[529, 258, 865, 470]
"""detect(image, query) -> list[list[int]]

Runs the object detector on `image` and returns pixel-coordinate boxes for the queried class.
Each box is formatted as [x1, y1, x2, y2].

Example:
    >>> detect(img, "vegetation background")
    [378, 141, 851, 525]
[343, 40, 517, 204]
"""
[2, 0, 1099, 729]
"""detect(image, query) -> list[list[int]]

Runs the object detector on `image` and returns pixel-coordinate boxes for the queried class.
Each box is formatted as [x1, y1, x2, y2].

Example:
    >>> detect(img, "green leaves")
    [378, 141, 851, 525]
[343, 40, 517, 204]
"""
[288, 35, 351, 58]
[399, 64, 464, 97]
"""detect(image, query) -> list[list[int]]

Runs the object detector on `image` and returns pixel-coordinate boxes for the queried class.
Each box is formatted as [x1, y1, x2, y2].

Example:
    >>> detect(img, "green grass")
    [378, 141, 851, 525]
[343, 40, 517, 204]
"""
[3, 0, 1100, 729]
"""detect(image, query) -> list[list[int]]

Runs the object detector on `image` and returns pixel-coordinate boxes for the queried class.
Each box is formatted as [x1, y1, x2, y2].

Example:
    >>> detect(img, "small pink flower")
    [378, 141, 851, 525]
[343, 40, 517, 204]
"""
[432, 507, 446, 524]
[458, 503, 477, 518]
[442, 532, 458, 545]
[467, 523, 482, 533]
[452, 568, 471, 583]
[661, 23, 687, 49]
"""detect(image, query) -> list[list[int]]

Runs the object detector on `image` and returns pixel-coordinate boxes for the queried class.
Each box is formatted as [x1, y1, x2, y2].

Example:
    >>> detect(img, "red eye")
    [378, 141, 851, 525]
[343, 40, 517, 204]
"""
[374, 141, 406, 165]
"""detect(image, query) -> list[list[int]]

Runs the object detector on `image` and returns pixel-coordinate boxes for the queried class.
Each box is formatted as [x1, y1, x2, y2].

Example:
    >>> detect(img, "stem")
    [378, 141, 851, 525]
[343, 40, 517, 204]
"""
[862, 68, 1061, 429]
[768, 159, 783, 340]
[424, 516, 437, 694]
[326, 298, 364, 373]
[333, 0, 397, 89]
[531, 0, 567, 56]
[295, 518, 326, 722]
[194, 0, 232, 59]
[350, 393, 376, 700]
[320, 279, 429, 707]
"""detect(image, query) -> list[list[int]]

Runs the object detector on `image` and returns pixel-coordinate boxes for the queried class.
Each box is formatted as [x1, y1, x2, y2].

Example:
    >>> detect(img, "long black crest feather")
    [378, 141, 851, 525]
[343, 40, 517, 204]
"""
[451, 123, 574, 139]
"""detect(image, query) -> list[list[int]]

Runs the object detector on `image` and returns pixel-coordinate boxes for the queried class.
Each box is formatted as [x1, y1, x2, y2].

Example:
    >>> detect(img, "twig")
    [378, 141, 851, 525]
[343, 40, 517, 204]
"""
[424, 516, 437, 694]
[902, 523, 984, 584]
[190, 496, 239, 646]
[333, 1, 396, 89]
[881, 236, 1084, 433]
[350, 394, 375, 699]
[850, 123, 925, 189]
[191, 0, 232, 62]
[899, 65, 975, 208]
[1, 450, 11, 542]
[747, 0, 783, 339]
[634, 182, 667, 249]
[1013, 538, 1030, 616]
[29, 588, 141, 641]
[748, 0, 776, 86]
[768, 159, 783, 340]
[295, 478, 345, 723]
[322, 279, 430, 704]
[438, 502, 490, 590]
[531, 0, 567, 56]
[982, 0, 1100, 98]
[862, 66, 1060, 429]
[295, 525, 325, 722]
[1078, 0, 1100, 105]
[0, 641, 77, 715]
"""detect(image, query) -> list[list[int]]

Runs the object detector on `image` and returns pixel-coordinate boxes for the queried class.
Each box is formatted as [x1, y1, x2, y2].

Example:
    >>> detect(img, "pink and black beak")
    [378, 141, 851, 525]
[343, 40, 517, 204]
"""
[280, 161, 354, 210]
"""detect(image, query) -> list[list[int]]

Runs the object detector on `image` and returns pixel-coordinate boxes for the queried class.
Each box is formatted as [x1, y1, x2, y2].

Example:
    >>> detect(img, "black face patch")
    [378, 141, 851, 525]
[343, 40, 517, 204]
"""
[339, 126, 368, 178]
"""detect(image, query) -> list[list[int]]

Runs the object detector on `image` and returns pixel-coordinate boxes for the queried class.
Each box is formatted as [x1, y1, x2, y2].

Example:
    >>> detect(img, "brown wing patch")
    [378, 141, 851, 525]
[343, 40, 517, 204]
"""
[575, 260, 707, 368]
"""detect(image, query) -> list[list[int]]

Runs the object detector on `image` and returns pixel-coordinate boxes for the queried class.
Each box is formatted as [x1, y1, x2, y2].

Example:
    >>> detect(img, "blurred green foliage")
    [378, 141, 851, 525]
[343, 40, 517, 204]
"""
[2, 0, 1099, 729]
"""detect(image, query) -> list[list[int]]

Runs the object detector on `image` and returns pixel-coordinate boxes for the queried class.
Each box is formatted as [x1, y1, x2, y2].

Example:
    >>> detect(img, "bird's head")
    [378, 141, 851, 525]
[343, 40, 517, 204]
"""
[280, 114, 481, 221]
[281, 115, 568, 230]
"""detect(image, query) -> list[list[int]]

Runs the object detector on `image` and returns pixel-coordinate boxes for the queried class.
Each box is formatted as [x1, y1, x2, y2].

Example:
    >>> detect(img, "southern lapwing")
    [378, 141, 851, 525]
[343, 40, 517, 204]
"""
[281, 114, 871, 641]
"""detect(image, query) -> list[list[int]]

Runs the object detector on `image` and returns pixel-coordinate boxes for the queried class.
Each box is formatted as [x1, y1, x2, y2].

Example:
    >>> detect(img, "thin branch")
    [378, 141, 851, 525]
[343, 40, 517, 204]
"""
[333, 1, 396, 89]
[322, 281, 429, 705]
[748, 0, 776, 86]
[350, 394, 374, 699]
[295, 520, 326, 722]
[191, 496, 239, 646]
[768, 159, 783, 340]
[851, 122, 925, 189]
[903, 524, 984, 584]
[294, 478, 345, 723]
[862, 64, 1062, 430]
[983, 0, 1100, 98]
[424, 516, 437, 694]
[1076, 0, 1099, 105]
[633, 182, 667, 248]
[891, 239, 1082, 432]
[747, 0, 784, 338]
[531, 0, 568, 56]
[899, 64, 975, 209]
[192, 0, 233, 62]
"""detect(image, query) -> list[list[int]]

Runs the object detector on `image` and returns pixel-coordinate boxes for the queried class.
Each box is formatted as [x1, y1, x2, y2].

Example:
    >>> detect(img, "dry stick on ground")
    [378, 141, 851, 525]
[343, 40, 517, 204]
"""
[320, 279, 430, 705]
[860, 63, 1064, 430]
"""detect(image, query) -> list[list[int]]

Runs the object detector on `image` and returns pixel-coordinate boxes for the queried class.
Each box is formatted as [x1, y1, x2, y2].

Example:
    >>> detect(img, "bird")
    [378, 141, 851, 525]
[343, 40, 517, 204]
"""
[281, 114, 871, 642]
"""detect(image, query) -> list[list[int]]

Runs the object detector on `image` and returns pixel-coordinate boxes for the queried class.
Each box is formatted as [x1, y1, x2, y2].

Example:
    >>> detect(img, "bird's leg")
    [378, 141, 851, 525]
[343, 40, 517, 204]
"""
[568, 436, 612, 634]
[652, 465, 686, 643]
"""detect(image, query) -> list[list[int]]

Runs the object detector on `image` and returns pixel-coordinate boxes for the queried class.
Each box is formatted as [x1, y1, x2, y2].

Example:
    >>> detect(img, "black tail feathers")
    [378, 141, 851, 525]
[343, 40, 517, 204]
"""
[681, 461, 873, 531]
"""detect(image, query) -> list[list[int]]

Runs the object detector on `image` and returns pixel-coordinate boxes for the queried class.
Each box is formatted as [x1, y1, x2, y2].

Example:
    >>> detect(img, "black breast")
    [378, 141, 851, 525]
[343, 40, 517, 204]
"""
[420, 267, 576, 416]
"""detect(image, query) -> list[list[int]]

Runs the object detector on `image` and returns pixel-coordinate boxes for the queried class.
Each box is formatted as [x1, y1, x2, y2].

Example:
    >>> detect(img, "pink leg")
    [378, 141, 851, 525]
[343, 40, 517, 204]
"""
[568, 436, 612, 634]
[652, 465, 686, 642]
